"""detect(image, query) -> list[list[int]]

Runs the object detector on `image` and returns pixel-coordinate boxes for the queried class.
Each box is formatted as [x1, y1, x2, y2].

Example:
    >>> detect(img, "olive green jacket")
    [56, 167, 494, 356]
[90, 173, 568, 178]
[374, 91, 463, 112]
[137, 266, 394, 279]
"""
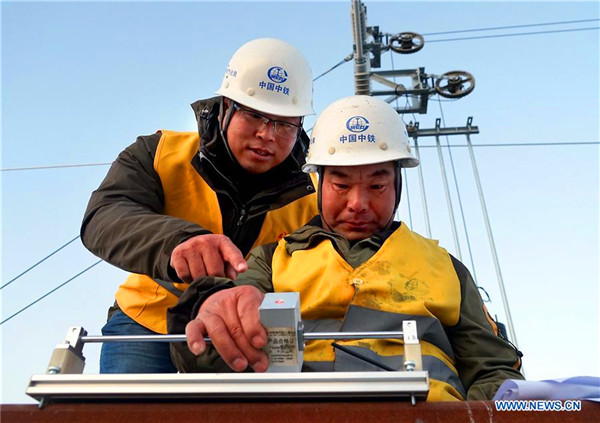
[168, 218, 524, 400]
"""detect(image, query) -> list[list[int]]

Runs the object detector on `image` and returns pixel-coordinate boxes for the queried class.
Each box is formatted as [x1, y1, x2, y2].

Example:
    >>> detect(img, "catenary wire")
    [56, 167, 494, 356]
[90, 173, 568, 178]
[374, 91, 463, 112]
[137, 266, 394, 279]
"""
[421, 18, 600, 36]
[0, 142, 597, 172]
[0, 260, 103, 326]
[402, 168, 414, 229]
[390, 48, 414, 229]
[427, 26, 598, 43]
[0, 235, 81, 290]
[403, 97, 416, 229]
[1, 162, 112, 172]
[313, 53, 354, 82]
[436, 97, 479, 284]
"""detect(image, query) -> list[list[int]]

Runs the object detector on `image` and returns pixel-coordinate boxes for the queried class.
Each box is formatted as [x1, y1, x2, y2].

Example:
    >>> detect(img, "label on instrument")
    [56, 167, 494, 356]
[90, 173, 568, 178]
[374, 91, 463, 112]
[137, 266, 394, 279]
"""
[265, 327, 298, 366]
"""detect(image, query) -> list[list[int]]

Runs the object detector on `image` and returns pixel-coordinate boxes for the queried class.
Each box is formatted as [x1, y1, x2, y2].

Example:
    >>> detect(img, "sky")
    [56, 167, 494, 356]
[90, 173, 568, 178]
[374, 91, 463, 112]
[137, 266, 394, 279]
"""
[1, 0, 599, 404]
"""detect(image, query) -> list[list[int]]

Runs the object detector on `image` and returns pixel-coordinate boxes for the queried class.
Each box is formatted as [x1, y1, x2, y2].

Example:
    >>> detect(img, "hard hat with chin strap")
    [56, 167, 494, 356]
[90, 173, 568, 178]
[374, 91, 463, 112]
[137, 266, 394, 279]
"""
[216, 38, 314, 117]
[303, 95, 418, 172]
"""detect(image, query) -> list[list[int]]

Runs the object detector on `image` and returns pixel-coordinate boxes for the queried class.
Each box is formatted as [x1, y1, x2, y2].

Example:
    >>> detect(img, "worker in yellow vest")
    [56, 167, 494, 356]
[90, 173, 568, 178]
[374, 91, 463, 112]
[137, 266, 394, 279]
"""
[169, 95, 524, 400]
[81, 38, 318, 373]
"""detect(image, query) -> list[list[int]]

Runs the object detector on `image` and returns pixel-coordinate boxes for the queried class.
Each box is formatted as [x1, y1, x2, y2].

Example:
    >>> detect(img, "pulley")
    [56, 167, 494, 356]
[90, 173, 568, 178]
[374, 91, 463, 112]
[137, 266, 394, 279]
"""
[434, 71, 475, 98]
[389, 32, 424, 54]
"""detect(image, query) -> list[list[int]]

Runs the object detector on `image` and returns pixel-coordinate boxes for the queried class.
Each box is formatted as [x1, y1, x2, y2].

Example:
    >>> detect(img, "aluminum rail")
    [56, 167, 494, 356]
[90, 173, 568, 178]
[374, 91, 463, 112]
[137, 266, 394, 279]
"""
[26, 372, 430, 406]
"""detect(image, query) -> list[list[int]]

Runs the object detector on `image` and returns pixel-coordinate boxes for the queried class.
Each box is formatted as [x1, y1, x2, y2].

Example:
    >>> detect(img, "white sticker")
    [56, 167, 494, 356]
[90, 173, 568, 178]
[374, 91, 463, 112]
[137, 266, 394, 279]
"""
[265, 327, 298, 366]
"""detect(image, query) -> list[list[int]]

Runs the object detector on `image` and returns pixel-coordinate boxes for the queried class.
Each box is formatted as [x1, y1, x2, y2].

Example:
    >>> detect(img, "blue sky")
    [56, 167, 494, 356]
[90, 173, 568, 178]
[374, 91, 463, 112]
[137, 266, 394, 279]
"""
[1, 0, 599, 403]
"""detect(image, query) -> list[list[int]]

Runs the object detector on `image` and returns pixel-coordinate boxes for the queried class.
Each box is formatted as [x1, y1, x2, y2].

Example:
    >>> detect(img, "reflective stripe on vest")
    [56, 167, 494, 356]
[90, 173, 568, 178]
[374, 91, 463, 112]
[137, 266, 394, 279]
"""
[272, 223, 464, 401]
[333, 345, 466, 398]
[301, 312, 466, 399]
[115, 130, 318, 333]
[342, 305, 454, 359]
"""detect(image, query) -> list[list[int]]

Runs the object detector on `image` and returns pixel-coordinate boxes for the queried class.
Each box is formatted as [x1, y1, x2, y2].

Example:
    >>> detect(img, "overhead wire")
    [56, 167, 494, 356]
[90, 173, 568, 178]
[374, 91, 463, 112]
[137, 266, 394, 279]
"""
[421, 18, 600, 36]
[1, 142, 596, 173]
[1, 162, 112, 172]
[313, 53, 354, 82]
[402, 168, 413, 229]
[390, 47, 414, 228]
[0, 235, 81, 290]
[427, 26, 598, 43]
[0, 260, 103, 326]
[435, 97, 479, 284]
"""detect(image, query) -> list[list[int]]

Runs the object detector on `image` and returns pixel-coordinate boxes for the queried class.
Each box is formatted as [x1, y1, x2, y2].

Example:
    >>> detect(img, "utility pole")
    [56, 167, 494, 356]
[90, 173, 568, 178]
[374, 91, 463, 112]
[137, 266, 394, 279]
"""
[349, 0, 519, 350]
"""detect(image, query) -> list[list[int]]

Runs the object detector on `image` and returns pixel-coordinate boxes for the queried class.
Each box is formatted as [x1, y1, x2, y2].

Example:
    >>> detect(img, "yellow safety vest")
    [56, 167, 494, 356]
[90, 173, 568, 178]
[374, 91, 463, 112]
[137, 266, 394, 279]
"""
[115, 130, 318, 333]
[271, 223, 466, 401]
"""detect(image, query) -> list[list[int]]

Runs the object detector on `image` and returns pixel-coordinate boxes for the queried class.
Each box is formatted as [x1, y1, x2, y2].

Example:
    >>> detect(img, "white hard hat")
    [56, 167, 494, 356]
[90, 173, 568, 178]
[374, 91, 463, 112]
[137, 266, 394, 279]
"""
[215, 38, 314, 117]
[303, 95, 419, 173]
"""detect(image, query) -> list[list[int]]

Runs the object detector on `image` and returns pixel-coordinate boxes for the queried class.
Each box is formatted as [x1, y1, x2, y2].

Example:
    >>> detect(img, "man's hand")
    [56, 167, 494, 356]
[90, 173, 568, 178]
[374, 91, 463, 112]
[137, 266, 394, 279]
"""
[185, 285, 269, 372]
[170, 234, 248, 282]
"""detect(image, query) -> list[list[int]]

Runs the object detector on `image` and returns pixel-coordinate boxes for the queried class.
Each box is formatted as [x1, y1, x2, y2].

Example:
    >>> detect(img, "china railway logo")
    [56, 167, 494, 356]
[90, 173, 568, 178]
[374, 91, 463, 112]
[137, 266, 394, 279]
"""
[346, 116, 370, 132]
[267, 66, 288, 83]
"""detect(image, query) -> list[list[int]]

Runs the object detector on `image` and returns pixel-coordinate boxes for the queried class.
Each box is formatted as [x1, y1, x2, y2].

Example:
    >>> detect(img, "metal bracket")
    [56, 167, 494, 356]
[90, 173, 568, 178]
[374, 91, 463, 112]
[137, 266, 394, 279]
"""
[46, 327, 87, 375]
[407, 117, 480, 139]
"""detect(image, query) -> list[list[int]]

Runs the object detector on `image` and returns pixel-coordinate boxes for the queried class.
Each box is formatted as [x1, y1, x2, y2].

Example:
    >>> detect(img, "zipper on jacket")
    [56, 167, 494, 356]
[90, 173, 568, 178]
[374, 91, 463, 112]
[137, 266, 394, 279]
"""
[237, 208, 247, 227]
[198, 151, 239, 197]
[198, 151, 249, 245]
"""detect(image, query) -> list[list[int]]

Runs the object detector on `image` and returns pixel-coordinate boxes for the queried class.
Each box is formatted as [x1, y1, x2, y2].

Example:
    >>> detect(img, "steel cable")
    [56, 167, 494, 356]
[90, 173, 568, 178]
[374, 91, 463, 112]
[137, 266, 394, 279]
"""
[435, 98, 479, 284]
[1, 235, 81, 290]
[0, 260, 103, 326]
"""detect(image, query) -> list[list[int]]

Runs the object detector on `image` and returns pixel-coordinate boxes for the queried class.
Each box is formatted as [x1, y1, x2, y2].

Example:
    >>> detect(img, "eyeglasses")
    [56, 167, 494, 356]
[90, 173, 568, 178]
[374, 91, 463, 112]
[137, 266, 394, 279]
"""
[232, 103, 302, 140]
